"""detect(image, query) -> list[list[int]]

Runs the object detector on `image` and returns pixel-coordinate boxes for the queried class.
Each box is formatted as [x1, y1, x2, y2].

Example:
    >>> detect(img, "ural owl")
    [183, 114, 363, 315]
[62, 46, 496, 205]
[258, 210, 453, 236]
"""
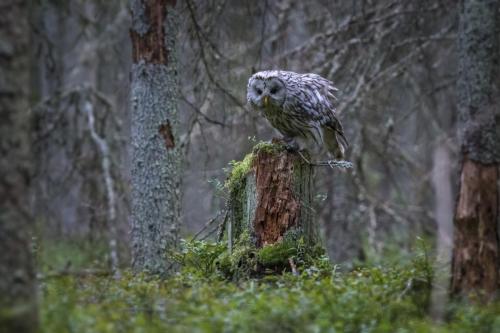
[247, 70, 348, 159]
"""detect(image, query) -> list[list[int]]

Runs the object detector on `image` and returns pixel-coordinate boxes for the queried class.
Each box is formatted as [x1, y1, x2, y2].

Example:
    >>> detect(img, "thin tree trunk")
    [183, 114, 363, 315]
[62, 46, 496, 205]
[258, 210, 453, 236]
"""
[451, 0, 500, 299]
[322, 174, 365, 266]
[0, 0, 38, 331]
[129, 0, 181, 276]
[430, 142, 453, 318]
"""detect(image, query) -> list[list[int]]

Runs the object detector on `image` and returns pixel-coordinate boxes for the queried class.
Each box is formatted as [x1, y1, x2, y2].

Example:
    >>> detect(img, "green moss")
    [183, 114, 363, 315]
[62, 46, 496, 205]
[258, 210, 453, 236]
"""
[216, 231, 258, 278]
[252, 141, 285, 155]
[224, 141, 285, 193]
[216, 229, 281, 278]
[256, 237, 326, 269]
[224, 153, 255, 243]
[257, 241, 297, 266]
[215, 232, 325, 279]
[224, 152, 254, 192]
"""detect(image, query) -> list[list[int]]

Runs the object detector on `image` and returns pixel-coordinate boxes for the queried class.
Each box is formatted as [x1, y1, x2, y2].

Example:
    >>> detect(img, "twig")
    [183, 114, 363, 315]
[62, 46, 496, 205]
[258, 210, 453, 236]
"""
[185, 0, 246, 109]
[397, 278, 414, 300]
[288, 258, 299, 276]
[84, 101, 120, 276]
[192, 210, 225, 241]
[180, 94, 227, 127]
[216, 210, 230, 242]
[297, 151, 354, 169]
[200, 225, 221, 241]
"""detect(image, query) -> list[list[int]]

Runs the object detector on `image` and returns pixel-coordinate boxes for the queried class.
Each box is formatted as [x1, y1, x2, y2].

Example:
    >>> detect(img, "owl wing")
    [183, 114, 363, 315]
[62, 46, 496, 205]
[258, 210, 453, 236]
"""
[303, 74, 348, 158]
[282, 73, 337, 119]
[301, 73, 338, 117]
[283, 72, 348, 157]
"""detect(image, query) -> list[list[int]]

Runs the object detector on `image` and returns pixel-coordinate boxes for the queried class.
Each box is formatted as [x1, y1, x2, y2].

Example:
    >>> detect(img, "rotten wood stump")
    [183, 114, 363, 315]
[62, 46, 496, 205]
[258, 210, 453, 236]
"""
[226, 143, 319, 255]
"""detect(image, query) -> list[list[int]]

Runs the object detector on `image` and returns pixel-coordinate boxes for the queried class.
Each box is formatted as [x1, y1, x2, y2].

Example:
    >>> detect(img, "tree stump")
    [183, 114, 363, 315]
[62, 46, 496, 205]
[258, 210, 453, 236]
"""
[218, 142, 324, 277]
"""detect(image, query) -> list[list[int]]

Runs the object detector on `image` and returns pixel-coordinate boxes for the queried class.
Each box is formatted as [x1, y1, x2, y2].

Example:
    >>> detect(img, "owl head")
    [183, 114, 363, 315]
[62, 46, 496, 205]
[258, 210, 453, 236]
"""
[247, 71, 287, 109]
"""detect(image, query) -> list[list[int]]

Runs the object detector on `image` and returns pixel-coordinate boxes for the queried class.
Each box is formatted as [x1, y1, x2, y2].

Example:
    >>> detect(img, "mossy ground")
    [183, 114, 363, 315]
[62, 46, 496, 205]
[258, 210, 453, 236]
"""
[39, 240, 500, 333]
[37, 146, 500, 332]
[212, 232, 324, 278]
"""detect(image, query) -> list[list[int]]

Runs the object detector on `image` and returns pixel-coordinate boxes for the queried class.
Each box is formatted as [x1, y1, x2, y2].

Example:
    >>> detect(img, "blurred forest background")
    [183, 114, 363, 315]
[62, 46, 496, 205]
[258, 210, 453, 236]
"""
[31, 0, 461, 268]
[2, 0, 500, 331]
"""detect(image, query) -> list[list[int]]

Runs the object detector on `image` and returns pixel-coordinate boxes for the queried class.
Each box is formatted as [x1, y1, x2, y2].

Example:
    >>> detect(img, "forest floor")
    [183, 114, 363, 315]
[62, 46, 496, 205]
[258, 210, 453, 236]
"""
[38, 240, 500, 333]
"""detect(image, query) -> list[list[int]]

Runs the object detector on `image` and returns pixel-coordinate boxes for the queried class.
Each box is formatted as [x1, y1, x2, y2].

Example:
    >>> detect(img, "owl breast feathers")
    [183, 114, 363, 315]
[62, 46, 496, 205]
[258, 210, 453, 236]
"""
[247, 70, 348, 159]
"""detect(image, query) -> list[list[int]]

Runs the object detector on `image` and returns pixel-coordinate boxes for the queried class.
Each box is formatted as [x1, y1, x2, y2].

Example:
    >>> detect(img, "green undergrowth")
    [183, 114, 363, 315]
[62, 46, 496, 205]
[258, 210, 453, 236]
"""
[40, 240, 500, 333]
[220, 237, 325, 279]
[173, 236, 325, 279]
[37, 238, 111, 273]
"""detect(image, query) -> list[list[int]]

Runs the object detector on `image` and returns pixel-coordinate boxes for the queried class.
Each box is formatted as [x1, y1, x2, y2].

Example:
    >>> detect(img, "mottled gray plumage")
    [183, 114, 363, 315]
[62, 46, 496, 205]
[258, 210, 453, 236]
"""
[247, 70, 348, 159]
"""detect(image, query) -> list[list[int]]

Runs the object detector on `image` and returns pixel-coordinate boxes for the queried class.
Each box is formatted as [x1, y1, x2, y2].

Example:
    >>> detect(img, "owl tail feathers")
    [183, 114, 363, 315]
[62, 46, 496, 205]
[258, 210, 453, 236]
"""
[336, 131, 349, 156]
[322, 125, 349, 160]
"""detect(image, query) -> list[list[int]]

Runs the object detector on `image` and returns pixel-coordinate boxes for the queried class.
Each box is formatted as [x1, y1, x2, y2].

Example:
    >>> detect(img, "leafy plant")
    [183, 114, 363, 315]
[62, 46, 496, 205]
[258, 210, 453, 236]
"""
[172, 239, 226, 277]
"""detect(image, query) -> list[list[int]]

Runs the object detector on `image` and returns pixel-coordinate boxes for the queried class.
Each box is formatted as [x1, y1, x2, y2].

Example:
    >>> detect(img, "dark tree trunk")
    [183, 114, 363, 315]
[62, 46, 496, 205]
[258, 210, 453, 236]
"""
[0, 0, 38, 331]
[451, 0, 500, 299]
[129, 0, 181, 276]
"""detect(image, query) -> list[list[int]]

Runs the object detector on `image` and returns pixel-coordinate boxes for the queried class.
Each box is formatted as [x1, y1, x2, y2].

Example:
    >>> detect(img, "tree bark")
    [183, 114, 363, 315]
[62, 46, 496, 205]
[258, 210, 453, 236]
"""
[451, 0, 500, 299]
[129, 0, 180, 276]
[0, 0, 38, 331]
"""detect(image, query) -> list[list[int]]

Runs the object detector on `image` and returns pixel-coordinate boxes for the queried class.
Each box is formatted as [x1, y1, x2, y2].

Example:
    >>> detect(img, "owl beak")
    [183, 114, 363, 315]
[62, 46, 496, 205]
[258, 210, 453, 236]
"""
[263, 95, 270, 107]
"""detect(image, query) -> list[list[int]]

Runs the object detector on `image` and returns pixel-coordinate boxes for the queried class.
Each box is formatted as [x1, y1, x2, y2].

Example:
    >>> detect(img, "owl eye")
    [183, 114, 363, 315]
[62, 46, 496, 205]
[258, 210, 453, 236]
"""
[256, 88, 263, 95]
[270, 86, 278, 94]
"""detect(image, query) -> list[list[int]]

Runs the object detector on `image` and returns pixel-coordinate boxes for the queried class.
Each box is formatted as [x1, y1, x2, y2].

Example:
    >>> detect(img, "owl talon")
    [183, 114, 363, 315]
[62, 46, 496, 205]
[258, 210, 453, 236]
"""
[284, 142, 299, 152]
[282, 137, 299, 152]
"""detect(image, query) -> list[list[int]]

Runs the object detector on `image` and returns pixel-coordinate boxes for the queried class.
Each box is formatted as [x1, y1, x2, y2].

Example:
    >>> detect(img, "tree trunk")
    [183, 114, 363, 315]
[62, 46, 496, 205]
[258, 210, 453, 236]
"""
[221, 143, 322, 277]
[322, 174, 364, 266]
[129, 0, 181, 276]
[430, 142, 453, 318]
[451, 0, 500, 299]
[0, 0, 38, 331]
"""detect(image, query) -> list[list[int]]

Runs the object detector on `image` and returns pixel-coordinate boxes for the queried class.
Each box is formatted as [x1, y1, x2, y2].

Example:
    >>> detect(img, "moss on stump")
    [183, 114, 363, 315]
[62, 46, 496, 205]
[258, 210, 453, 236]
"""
[218, 141, 325, 278]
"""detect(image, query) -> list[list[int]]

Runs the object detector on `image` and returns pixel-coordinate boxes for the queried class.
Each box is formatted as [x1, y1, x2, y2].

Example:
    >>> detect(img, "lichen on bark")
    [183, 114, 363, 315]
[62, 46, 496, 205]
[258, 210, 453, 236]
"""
[456, 0, 500, 164]
[130, 0, 180, 276]
[130, 0, 149, 36]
